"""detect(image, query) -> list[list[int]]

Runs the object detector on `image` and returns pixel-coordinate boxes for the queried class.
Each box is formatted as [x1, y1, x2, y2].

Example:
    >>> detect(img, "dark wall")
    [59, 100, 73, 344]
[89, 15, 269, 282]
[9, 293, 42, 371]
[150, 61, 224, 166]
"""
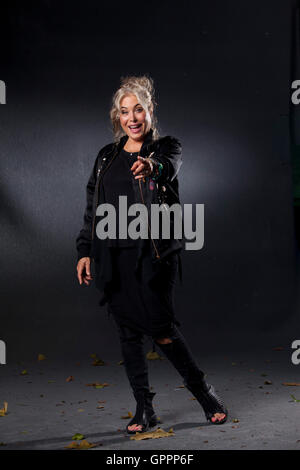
[0, 0, 298, 361]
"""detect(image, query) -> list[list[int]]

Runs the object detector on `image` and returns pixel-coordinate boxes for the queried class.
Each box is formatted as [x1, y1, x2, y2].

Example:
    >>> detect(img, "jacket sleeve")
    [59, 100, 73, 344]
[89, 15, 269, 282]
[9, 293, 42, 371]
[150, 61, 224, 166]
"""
[75, 153, 99, 261]
[149, 136, 182, 182]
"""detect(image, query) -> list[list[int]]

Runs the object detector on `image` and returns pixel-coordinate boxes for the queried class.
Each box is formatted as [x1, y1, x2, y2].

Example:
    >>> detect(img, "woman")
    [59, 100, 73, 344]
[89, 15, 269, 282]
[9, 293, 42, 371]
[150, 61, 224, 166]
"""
[76, 75, 228, 433]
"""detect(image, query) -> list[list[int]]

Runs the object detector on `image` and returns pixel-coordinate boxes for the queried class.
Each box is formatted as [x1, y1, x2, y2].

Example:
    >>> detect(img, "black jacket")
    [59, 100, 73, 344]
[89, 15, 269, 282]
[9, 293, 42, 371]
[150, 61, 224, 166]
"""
[76, 128, 183, 304]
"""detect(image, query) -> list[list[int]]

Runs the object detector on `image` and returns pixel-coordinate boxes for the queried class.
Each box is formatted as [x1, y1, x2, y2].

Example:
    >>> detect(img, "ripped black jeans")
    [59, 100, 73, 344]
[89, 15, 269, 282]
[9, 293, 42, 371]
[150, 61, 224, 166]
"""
[115, 320, 206, 397]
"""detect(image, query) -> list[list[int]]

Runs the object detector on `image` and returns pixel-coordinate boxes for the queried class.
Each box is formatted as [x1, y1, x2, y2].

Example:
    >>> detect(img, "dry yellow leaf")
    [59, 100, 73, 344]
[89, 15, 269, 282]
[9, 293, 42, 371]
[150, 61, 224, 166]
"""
[79, 440, 97, 449]
[0, 402, 8, 417]
[282, 382, 300, 386]
[146, 351, 163, 361]
[91, 356, 105, 366]
[38, 354, 46, 361]
[66, 376, 74, 382]
[64, 439, 98, 449]
[85, 382, 109, 388]
[121, 411, 133, 419]
[130, 426, 174, 441]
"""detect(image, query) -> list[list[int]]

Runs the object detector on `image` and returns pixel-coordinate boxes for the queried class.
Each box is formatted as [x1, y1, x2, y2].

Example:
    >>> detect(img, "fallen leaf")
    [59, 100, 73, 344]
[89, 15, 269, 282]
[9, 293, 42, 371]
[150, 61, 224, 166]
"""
[264, 380, 272, 385]
[290, 394, 300, 403]
[282, 382, 300, 387]
[72, 433, 85, 440]
[146, 351, 163, 361]
[93, 359, 105, 366]
[97, 406, 104, 409]
[121, 411, 133, 419]
[130, 427, 174, 441]
[232, 418, 239, 423]
[66, 376, 74, 382]
[20, 370, 28, 375]
[98, 400, 106, 404]
[85, 382, 109, 388]
[64, 439, 99, 449]
[0, 402, 8, 417]
[38, 354, 46, 361]
[118, 360, 124, 365]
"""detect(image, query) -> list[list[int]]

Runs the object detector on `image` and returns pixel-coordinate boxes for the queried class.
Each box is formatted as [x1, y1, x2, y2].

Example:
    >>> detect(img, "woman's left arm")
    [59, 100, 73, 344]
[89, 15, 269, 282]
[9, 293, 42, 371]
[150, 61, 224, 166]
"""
[149, 136, 182, 182]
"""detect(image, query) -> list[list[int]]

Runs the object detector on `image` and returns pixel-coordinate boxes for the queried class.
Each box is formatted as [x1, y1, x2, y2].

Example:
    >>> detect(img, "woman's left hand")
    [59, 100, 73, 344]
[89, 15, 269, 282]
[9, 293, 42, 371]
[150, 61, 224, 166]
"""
[131, 156, 153, 179]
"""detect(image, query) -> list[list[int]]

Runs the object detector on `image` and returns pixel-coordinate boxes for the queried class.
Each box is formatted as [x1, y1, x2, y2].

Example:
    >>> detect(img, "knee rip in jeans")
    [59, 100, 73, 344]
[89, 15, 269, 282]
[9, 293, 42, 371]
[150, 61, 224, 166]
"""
[154, 327, 179, 344]
[155, 337, 173, 345]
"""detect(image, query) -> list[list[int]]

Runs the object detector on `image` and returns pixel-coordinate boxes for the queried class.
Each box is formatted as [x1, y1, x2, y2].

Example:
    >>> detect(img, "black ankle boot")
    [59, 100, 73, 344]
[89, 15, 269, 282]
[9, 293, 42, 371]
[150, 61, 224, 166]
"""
[185, 380, 228, 424]
[126, 390, 158, 434]
[144, 391, 158, 427]
[155, 327, 228, 425]
[126, 391, 148, 434]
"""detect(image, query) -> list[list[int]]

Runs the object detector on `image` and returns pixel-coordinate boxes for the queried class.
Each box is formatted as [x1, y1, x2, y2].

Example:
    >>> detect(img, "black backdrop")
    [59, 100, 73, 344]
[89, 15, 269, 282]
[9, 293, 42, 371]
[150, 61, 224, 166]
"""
[0, 0, 299, 361]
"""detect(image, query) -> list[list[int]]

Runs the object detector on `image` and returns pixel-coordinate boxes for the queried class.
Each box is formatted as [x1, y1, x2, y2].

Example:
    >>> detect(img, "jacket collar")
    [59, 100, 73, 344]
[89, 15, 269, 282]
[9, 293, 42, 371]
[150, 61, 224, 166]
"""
[116, 128, 154, 155]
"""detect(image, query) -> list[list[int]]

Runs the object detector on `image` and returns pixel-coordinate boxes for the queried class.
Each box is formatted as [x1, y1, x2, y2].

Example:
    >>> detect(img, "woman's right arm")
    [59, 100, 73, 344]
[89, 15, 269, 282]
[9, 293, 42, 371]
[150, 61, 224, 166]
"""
[76, 154, 99, 261]
[76, 153, 100, 285]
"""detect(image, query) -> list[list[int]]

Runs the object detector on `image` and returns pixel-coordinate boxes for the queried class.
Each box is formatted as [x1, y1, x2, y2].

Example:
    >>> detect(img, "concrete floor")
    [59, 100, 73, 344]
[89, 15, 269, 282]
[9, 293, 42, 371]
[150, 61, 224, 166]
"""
[0, 344, 300, 450]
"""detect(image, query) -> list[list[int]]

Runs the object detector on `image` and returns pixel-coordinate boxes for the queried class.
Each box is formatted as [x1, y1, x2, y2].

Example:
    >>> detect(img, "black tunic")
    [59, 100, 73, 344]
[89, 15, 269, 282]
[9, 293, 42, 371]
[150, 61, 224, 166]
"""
[101, 148, 139, 248]
[95, 147, 181, 338]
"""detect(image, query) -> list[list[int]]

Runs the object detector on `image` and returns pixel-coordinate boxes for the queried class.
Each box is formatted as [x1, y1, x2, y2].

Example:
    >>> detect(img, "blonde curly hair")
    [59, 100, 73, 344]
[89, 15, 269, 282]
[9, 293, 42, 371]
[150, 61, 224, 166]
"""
[109, 75, 159, 142]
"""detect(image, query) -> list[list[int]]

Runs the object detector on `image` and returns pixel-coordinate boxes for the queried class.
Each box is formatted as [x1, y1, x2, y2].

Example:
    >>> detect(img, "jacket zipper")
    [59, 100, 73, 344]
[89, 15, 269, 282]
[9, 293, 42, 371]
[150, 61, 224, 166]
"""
[138, 177, 160, 259]
[91, 146, 119, 241]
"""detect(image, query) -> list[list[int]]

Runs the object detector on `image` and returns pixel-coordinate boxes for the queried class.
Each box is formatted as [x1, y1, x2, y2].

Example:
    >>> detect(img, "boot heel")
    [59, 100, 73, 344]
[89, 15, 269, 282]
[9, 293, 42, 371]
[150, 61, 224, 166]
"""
[145, 391, 158, 428]
[148, 414, 158, 427]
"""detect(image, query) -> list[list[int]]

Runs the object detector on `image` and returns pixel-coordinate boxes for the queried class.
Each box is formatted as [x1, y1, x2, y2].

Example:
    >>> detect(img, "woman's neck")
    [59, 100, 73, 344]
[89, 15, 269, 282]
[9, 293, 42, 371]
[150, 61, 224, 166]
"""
[123, 137, 144, 153]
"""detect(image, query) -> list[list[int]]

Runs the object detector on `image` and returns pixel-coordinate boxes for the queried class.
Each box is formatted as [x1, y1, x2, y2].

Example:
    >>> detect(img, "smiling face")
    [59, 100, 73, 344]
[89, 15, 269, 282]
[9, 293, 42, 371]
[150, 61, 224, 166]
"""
[119, 93, 152, 143]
